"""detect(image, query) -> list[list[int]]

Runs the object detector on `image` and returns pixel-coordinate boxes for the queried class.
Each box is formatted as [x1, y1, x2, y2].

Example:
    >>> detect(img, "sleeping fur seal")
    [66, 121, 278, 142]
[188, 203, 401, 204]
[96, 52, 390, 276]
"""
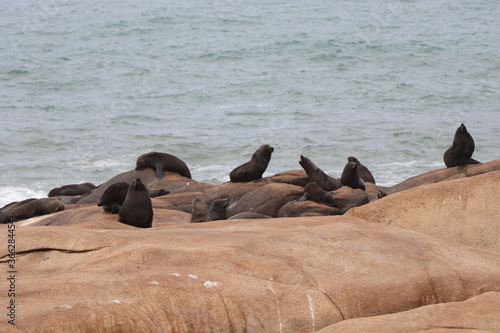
[296, 182, 337, 207]
[340, 161, 366, 191]
[118, 178, 153, 228]
[443, 123, 480, 169]
[208, 198, 229, 221]
[229, 144, 274, 182]
[136, 152, 192, 179]
[48, 182, 97, 197]
[299, 155, 343, 191]
[4, 198, 65, 222]
[347, 156, 376, 184]
[98, 182, 130, 214]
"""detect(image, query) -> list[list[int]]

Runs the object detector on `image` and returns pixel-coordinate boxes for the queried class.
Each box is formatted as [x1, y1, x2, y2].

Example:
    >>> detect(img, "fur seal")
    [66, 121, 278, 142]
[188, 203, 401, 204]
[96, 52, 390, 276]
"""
[228, 212, 273, 220]
[118, 178, 153, 228]
[347, 157, 376, 184]
[340, 161, 366, 191]
[296, 182, 337, 207]
[97, 182, 130, 214]
[229, 144, 274, 182]
[443, 123, 480, 169]
[136, 152, 192, 179]
[191, 198, 210, 223]
[208, 198, 229, 221]
[149, 189, 170, 198]
[48, 182, 97, 197]
[5, 198, 65, 222]
[299, 155, 343, 191]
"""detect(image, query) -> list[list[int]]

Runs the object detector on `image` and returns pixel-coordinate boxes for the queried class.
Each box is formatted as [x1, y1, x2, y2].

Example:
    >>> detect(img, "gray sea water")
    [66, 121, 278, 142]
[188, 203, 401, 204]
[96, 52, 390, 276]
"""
[1, 0, 499, 207]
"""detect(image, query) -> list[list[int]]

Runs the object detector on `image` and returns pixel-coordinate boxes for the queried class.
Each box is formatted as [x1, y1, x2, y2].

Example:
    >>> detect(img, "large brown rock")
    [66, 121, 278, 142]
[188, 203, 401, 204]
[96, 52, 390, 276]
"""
[347, 169, 500, 251]
[386, 159, 500, 194]
[1, 216, 500, 332]
[317, 291, 500, 332]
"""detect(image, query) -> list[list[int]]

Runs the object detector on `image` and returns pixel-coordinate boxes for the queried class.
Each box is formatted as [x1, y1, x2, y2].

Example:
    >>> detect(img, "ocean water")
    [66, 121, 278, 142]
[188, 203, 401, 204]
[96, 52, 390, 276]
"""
[1, 0, 499, 207]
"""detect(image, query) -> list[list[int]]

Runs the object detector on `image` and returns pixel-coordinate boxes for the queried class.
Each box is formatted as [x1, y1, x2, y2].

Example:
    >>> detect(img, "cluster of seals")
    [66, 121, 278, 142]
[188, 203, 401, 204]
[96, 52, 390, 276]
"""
[136, 152, 192, 179]
[299, 155, 343, 191]
[191, 198, 230, 223]
[118, 178, 153, 228]
[443, 123, 481, 169]
[230, 144, 274, 182]
[348, 157, 375, 184]
[0, 198, 64, 223]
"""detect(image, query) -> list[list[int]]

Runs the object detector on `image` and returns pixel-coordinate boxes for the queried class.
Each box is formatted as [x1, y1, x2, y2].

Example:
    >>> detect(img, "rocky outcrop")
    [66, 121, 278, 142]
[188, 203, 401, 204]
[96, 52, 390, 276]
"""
[347, 169, 500, 251]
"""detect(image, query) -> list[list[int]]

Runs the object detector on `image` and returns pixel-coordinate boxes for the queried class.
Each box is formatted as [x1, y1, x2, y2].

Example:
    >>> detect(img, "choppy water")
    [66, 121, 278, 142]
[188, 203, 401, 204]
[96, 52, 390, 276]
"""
[1, 0, 499, 207]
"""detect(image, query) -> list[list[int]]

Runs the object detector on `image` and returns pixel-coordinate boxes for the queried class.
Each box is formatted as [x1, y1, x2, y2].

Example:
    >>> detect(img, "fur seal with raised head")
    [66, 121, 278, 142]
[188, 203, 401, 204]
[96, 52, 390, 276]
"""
[208, 198, 229, 221]
[340, 161, 366, 191]
[136, 152, 192, 179]
[443, 123, 480, 169]
[118, 178, 153, 228]
[4, 198, 65, 223]
[98, 182, 130, 214]
[191, 198, 210, 223]
[299, 155, 343, 191]
[48, 182, 97, 197]
[347, 156, 376, 184]
[230, 144, 274, 182]
[296, 182, 337, 207]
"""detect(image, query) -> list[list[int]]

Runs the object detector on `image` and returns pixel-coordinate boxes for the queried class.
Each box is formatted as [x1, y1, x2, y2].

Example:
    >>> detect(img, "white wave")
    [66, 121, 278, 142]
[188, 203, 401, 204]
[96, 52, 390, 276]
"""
[0, 186, 48, 208]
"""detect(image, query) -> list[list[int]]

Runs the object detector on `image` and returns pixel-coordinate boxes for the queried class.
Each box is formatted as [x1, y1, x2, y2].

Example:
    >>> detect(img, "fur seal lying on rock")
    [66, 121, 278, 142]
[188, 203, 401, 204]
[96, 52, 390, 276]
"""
[340, 162, 366, 191]
[48, 182, 97, 197]
[299, 155, 343, 191]
[230, 144, 274, 182]
[296, 182, 337, 207]
[118, 178, 153, 228]
[191, 198, 210, 223]
[347, 156, 375, 184]
[98, 182, 130, 214]
[208, 198, 229, 221]
[136, 152, 192, 179]
[4, 198, 64, 222]
[443, 123, 480, 169]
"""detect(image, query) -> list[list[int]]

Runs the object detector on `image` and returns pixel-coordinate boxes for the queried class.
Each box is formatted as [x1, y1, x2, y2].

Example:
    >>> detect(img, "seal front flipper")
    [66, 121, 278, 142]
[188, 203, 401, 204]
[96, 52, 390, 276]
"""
[155, 163, 165, 179]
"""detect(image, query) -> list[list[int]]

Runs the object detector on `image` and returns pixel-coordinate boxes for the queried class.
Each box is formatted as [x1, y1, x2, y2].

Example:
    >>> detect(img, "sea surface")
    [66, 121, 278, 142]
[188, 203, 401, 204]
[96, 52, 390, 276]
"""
[1, 0, 499, 207]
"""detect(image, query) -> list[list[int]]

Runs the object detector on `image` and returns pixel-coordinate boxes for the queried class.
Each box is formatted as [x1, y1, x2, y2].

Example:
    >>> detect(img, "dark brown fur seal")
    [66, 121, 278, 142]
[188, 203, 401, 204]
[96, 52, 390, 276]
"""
[443, 123, 480, 169]
[4, 198, 64, 222]
[149, 189, 170, 198]
[297, 182, 337, 207]
[191, 198, 210, 223]
[97, 182, 129, 214]
[229, 144, 274, 182]
[118, 178, 153, 228]
[299, 155, 343, 191]
[347, 157, 376, 184]
[340, 162, 366, 191]
[136, 152, 192, 179]
[48, 182, 97, 197]
[208, 198, 229, 221]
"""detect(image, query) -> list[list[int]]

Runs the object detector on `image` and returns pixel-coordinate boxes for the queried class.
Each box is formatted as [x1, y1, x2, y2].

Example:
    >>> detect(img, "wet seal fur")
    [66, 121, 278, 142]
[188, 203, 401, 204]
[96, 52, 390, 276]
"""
[230, 144, 274, 182]
[118, 178, 153, 228]
[48, 182, 97, 197]
[4, 198, 65, 223]
[98, 182, 130, 214]
[347, 156, 376, 184]
[340, 161, 366, 191]
[136, 152, 192, 179]
[296, 182, 337, 207]
[299, 155, 343, 191]
[443, 123, 481, 169]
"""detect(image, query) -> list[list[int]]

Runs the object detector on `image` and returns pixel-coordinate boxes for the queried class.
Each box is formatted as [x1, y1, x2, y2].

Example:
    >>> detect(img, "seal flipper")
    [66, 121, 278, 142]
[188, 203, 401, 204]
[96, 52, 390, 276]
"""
[469, 158, 481, 164]
[358, 178, 366, 191]
[155, 163, 165, 179]
[293, 193, 309, 203]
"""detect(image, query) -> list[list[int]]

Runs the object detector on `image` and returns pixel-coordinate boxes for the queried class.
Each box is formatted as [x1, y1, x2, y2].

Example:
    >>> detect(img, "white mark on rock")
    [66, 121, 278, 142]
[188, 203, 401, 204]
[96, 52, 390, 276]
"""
[171, 273, 181, 277]
[150, 280, 160, 285]
[267, 284, 283, 333]
[307, 294, 315, 331]
[188, 274, 198, 279]
[204, 281, 220, 288]
[60, 305, 72, 309]
[110, 300, 121, 304]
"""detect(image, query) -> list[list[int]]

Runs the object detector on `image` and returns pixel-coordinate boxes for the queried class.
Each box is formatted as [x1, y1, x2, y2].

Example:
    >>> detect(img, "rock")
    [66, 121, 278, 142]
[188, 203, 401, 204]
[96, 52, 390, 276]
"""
[317, 292, 500, 333]
[227, 183, 304, 218]
[3, 216, 500, 332]
[386, 159, 500, 195]
[347, 169, 500, 251]
[334, 186, 369, 214]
